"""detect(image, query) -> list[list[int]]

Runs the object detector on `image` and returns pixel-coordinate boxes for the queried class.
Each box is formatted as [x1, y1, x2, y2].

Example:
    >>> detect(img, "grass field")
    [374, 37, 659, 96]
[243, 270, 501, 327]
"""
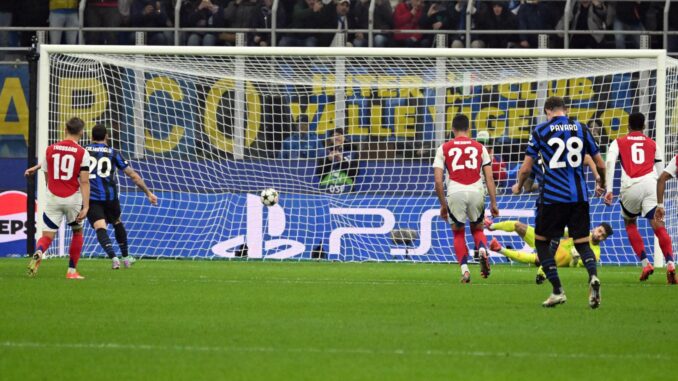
[0, 258, 675, 381]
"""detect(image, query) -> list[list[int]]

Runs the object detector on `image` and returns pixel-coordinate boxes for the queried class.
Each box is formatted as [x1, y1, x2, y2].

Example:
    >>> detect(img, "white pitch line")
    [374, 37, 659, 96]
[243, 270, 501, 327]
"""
[117, 277, 541, 287]
[113, 275, 664, 287]
[0, 341, 672, 361]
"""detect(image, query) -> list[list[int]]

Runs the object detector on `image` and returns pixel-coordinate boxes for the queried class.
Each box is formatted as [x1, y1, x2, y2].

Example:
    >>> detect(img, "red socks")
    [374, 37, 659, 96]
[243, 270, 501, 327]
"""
[36, 236, 53, 253]
[653, 226, 674, 262]
[453, 229, 468, 264]
[625, 223, 646, 260]
[471, 226, 488, 250]
[68, 232, 84, 269]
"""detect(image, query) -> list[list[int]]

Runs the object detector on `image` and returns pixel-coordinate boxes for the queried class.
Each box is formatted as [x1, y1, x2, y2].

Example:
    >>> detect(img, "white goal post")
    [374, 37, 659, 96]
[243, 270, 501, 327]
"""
[37, 45, 678, 265]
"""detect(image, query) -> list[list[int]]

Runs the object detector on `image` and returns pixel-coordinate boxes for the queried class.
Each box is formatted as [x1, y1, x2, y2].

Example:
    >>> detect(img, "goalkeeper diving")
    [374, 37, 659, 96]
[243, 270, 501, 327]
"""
[486, 220, 613, 283]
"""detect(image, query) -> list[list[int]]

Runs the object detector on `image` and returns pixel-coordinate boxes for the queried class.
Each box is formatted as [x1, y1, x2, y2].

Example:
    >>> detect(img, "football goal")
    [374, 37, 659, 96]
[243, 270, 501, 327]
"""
[37, 45, 678, 265]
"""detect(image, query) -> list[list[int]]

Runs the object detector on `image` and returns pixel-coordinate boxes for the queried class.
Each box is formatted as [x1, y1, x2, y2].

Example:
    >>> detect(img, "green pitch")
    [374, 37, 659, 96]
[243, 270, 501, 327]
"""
[0, 259, 675, 381]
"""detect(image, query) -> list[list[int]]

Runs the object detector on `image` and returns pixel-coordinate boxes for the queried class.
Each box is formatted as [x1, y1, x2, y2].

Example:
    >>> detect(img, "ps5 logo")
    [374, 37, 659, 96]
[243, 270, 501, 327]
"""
[328, 208, 439, 256]
[211, 194, 305, 259]
[211, 194, 534, 259]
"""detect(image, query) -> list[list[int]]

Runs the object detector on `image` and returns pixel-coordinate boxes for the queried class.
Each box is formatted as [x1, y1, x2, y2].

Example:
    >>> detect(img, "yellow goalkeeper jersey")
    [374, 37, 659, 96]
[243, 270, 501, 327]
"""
[554, 234, 601, 267]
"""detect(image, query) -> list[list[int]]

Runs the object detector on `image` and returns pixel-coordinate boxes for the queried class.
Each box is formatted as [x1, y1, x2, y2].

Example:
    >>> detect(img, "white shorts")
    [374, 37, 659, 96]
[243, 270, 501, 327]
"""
[619, 177, 657, 219]
[42, 191, 84, 232]
[446, 191, 485, 225]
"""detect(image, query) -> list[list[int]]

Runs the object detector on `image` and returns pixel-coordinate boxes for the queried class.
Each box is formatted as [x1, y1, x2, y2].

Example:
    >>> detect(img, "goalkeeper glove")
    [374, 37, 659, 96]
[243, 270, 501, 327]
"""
[569, 247, 581, 267]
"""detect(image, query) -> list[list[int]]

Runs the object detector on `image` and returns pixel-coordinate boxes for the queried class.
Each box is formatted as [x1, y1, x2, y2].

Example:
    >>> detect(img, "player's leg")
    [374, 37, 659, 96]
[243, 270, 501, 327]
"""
[619, 188, 653, 280]
[452, 225, 471, 283]
[468, 192, 490, 278]
[28, 232, 56, 277]
[489, 220, 534, 246]
[650, 217, 676, 284]
[624, 216, 654, 280]
[534, 203, 566, 307]
[67, 226, 85, 279]
[568, 202, 600, 309]
[537, 241, 561, 284]
[108, 200, 131, 268]
[65, 195, 86, 279]
[113, 220, 128, 257]
[29, 197, 62, 276]
[447, 193, 470, 283]
[641, 184, 677, 284]
[488, 220, 518, 233]
[87, 201, 119, 268]
[489, 238, 538, 264]
[647, 214, 677, 284]
[113, 220, 132, 268]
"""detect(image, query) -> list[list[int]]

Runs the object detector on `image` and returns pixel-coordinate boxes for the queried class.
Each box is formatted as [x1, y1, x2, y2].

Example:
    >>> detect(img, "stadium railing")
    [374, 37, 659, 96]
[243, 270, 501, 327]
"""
[0, 0, 676, 55]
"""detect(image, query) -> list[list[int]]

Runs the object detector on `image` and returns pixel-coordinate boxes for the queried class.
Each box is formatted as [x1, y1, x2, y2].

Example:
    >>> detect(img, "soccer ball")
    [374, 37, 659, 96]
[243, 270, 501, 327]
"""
[260, 188, 279, 206]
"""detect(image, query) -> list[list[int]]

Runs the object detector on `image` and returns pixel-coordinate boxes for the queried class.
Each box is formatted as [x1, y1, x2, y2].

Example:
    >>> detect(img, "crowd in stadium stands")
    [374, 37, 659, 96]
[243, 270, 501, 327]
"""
[0, 1, 677, 51]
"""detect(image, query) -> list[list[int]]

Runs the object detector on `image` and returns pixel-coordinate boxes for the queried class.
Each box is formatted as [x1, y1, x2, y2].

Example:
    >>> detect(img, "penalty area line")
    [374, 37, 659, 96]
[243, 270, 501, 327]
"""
[0, 341, 672, 361]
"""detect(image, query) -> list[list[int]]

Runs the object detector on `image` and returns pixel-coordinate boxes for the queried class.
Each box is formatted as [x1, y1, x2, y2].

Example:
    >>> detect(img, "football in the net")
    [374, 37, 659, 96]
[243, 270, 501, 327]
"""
[260, 188, 279, 206]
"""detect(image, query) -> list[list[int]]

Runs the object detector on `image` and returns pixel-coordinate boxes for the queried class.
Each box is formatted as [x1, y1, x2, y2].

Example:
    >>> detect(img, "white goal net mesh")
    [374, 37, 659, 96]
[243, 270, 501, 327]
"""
[42, 48, 678, 264]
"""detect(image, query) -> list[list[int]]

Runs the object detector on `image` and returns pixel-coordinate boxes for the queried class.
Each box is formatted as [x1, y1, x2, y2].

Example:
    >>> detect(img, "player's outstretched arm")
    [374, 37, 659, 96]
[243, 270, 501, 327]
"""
[77, 170, 90, 223]
[656, 171, 672, 222]
[604, 141, 619, 205]
[24, 163, 42, 177]
[591, 152, 606, 198]
[433, 167, 448, 220]
[512, 156, 534, 195]
[584, 154, 600, 182]
[124, 167, 158, 205]
[482, 164, 499, 217]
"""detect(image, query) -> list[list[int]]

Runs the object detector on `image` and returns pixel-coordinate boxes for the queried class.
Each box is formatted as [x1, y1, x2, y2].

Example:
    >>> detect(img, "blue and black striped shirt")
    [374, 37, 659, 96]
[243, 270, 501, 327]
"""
[525, 116, 599, 205]
[85, 143, 129, 201]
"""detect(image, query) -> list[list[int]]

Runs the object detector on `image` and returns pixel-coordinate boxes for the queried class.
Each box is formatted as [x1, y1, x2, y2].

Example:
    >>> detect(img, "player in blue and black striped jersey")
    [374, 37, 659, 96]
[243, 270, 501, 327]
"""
[512, 96, 606, 309]
[86, 124, 158, 269]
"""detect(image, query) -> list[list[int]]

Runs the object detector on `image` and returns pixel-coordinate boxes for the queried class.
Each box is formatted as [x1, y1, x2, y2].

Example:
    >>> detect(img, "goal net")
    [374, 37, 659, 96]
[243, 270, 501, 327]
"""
[38, 46, 678, 265]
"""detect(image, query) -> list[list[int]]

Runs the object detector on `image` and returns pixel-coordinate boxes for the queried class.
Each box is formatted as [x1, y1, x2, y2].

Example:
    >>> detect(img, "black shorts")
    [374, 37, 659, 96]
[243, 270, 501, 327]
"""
[534, 202, 590, 240]
[87, 200, 122, 226]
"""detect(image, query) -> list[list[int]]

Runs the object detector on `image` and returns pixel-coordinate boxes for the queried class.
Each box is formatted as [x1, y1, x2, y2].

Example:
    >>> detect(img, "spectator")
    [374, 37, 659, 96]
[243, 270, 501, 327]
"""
[278, 0, 320, 47]
[331, 0, 352, 47]
[181, 0, 224, 46]
[220, 0, 260, 45]
[352, 0, 392, 47]
[119, 0, 133, 43]
[669, 2, 678, 53]
[131, 0, 172, 45]
[86, 0, 123, 44]
[0, 1, 15, 60]
[419, 1, 450, 47]
[476, 1, 519, 48]
[316, 128, 359, 194]
[557, 0, 607, 49]
[448, 0, 484, 48]
[308, 0, 353, 47]
[392, 0, 428, 47]
[610, 1, 647, 49]
[49, 0, 79, 44]
[250, 0, 287, 46]
[517, 0, 559, 48]
[279, 115, 321, 159]
[13, 0, 49, 47]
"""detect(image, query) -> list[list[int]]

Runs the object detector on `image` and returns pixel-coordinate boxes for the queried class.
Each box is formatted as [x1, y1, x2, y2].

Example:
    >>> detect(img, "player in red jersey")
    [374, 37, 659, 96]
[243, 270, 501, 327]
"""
[433, 115, 500, 283]
[24, 117, 90, 279]
[655, 154, 678, 283]
[604, 112, 676, 284]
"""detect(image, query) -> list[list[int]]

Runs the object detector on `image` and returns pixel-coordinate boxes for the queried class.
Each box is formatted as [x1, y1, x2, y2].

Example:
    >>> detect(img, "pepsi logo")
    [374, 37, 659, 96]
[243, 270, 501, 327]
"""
[0, 191, 36, 243]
